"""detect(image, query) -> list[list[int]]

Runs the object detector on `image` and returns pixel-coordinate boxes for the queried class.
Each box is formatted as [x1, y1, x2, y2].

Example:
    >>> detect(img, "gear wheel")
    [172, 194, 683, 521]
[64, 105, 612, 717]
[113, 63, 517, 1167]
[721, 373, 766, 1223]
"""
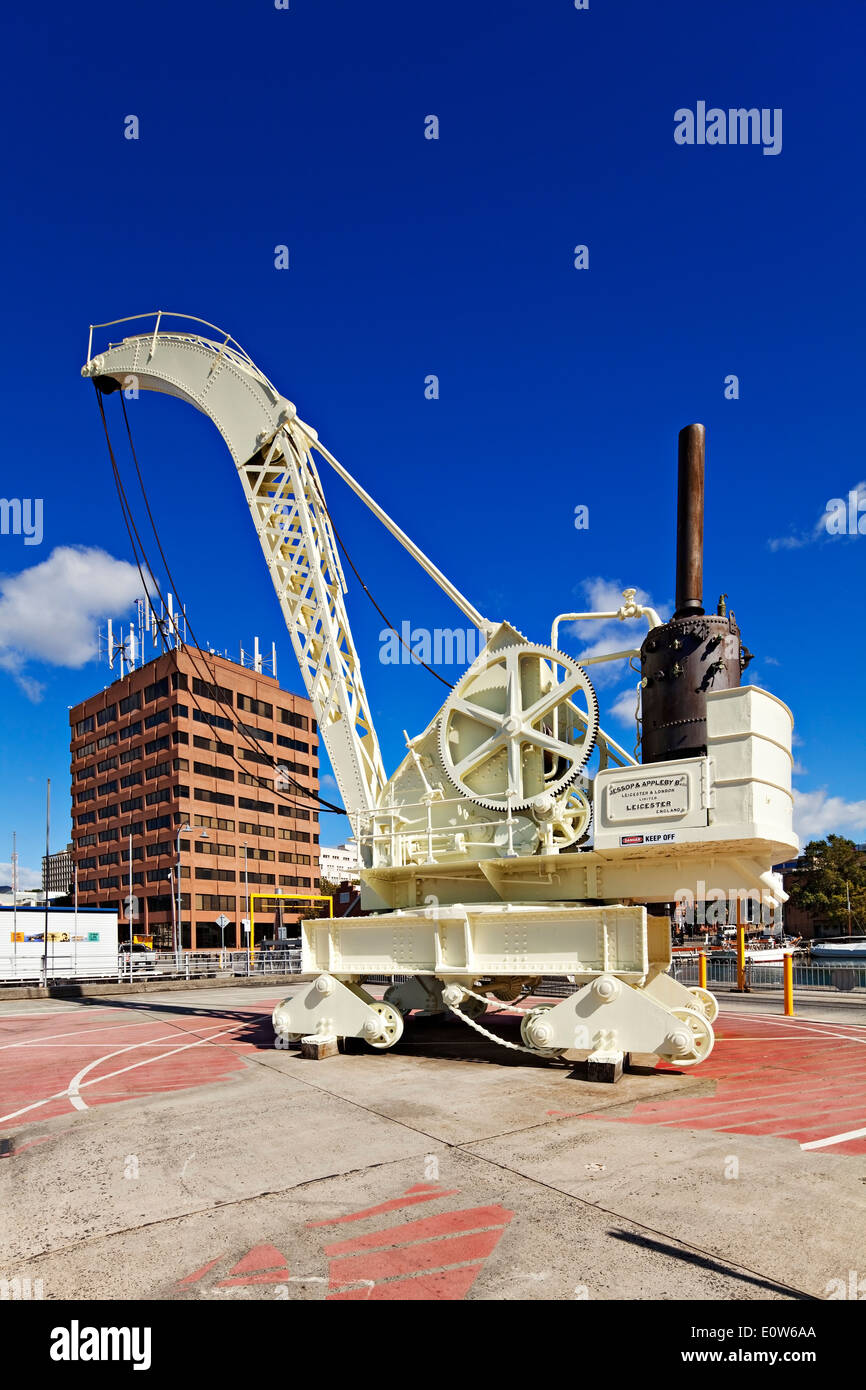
[438, 642, 599, 812]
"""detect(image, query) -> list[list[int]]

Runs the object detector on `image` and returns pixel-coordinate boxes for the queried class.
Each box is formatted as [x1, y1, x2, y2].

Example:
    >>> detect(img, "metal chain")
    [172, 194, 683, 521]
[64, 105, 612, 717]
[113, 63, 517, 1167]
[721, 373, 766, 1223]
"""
[458, 985, 537, 1015]
[445, 1001, 540, 1054]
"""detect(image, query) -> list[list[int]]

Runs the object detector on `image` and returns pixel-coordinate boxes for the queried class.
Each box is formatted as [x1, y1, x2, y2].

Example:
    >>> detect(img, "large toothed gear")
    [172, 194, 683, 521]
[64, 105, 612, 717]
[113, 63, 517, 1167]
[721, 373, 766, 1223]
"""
[438, 642, 599, 812]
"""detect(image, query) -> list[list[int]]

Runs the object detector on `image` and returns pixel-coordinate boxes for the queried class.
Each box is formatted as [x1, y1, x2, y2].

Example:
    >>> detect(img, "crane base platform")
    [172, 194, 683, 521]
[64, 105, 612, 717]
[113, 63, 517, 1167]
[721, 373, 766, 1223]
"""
[272, 969, 716, 1067]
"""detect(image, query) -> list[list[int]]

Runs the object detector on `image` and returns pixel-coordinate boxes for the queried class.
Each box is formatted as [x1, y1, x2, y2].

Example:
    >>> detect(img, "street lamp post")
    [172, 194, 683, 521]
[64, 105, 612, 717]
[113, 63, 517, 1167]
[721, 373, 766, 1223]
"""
[243, 841, 250, 962]
[168, 867, 176, 952]
[176, 824, 209, 956]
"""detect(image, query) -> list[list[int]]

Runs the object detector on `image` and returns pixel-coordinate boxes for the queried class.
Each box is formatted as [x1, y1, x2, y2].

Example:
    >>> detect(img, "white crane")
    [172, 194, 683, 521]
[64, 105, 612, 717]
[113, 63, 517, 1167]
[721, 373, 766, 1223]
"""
[83, 313, 799, 1074]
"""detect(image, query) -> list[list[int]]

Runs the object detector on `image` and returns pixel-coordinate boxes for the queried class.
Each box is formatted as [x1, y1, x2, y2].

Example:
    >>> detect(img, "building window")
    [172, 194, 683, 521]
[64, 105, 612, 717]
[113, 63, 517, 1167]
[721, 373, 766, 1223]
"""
[96, 705, 117, 727]
[144, 677, 170, 702]
[239, 796, 274, 814]
[194, 813, 235, 831]
[193, 760, 234, 781]
[278, 709, 308, 731]
[172, 672, 188, 691]
[120, 722, 143, 740]
[144, 734, 171, 756]
[120, 691, 142, 715]
[97, 731, 119, 749]
[76, 811, 96, 825]
[193, 735, 232, 755]
[193, 709, 232, 732]
[238, 820, 275, 837]
[276, 734, 308, 754]
[239, 748, 273, 766]
[238, 723, 272, 742]
[145, 787, 185, 806]
[194, 789, 235, 807]
[195, 894, 237, 911]
[75, 715, 95, 737]
[192, 678, 233, 705]
[237, 694, 273, 718]
[120, 772, 142, 788]
[120, 796, 144, 812]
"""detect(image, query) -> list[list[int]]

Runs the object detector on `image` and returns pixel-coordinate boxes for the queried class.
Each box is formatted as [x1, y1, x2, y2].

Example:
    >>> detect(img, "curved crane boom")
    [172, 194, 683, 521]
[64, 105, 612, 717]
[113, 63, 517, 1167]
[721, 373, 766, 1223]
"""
[82, 316, 392, 812]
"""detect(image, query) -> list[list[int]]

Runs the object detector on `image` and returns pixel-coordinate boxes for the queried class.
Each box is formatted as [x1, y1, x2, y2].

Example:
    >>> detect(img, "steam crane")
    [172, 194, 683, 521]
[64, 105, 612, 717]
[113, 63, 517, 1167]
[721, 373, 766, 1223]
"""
[82, 313, 798, 1070]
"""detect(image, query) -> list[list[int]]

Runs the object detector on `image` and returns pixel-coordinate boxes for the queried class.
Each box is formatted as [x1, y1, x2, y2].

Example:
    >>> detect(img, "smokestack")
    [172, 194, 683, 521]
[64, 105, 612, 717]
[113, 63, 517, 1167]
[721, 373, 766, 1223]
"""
[639, 421, 745, 764]
[674, 423, 705, 618]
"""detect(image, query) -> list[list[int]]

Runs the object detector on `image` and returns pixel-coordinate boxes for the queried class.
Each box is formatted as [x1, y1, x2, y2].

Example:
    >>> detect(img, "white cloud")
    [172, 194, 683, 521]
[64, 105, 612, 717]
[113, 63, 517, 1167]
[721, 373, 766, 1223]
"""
[0, 861, 42, 889]
[0, 547, 141, 700]
[607, 686, 642, 727]
[793, 788, 866, 841]
[562, 578, 670, 689]
[768, 480, 866, 552]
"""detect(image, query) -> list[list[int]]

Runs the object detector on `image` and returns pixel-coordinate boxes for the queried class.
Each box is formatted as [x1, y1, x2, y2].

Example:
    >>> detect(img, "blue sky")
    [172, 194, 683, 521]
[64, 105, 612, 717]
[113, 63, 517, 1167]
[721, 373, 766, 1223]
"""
[1, 0, 864, 881]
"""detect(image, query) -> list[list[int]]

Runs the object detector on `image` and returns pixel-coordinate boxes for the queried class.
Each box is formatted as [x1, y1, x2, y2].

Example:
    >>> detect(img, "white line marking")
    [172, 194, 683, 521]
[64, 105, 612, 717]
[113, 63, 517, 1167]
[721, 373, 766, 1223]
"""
[0, 1007, 117, 1020]
[0, 1024, 241, 1124]
[801, 1126, 866, 1150]
[718, 1012, 866, 1046]
[719, 1008, 866, 1032]
[65, 1025, 243, 1112]
[0, 1019, 161, 1050]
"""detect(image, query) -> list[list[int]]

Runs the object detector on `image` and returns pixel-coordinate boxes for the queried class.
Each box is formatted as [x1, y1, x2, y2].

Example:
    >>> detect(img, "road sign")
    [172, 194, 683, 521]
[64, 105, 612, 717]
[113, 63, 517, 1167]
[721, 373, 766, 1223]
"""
[215, 914, 230, 929]
[123, 893, 139, 922]
[242, 917, 251, 933]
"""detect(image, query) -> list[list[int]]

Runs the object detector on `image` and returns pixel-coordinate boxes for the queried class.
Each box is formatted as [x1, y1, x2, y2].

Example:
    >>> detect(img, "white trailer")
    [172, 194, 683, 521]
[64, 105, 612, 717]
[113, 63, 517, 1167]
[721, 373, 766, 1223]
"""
[0, 907, 120, 982]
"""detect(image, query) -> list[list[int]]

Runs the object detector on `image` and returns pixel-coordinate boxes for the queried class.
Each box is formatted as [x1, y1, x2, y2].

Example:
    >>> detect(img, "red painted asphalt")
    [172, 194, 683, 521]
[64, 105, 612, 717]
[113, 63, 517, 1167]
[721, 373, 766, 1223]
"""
[175, 1186, 514, 1300]
[1, 999, 864, 1157]
[0, 1001, 272, 1134]
[551, 1012, 866, 1155]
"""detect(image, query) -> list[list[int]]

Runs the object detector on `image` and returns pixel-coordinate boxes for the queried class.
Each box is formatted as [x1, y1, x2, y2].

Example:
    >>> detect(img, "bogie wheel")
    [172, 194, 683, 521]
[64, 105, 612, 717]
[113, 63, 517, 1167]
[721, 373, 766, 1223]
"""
[365, 1001, 405, 1051]
[520, 1004, 567, 1058]
[661, 1007, 714, 1067]
[688, 986, 719, 1023]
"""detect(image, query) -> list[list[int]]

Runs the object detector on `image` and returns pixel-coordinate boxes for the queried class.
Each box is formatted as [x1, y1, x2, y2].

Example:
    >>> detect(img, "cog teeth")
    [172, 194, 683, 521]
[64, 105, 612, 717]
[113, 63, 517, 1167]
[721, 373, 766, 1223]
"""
[436, 641, 600, 814]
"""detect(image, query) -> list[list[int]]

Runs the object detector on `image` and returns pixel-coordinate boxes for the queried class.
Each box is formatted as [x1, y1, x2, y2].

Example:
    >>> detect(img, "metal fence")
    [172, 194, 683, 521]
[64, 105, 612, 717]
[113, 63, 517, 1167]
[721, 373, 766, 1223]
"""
[0, 948, 303, 986]
[366, 960, 866, 1001]
[669, 956, 866, 996]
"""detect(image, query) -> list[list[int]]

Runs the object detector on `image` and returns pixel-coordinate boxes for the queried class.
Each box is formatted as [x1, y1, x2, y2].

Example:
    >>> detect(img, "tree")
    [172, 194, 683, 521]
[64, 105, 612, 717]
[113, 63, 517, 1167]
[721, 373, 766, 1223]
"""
[785, 836, 866, 933]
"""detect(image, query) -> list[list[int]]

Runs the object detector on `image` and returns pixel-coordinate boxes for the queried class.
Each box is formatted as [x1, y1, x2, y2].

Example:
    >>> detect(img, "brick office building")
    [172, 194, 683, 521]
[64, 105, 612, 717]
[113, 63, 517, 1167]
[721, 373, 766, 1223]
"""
[69, 649, 320, 949]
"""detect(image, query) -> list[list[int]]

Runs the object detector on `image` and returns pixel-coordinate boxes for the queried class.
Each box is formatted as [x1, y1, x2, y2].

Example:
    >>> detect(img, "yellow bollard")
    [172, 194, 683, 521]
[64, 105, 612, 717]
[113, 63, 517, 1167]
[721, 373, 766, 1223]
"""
[736, 918, 747, 992]
[783, 952, 794, 1016]
[699, 951, 707, 990]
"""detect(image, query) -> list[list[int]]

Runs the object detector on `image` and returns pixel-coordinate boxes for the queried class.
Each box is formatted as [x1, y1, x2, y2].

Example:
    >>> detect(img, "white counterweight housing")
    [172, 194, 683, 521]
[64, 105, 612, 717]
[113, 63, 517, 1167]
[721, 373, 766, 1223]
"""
[83, 314, 797, 1067]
